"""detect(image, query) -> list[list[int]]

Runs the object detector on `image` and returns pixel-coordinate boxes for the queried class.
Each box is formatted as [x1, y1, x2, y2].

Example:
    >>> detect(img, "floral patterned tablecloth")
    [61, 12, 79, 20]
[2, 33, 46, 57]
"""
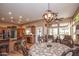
[29, 42, 71, 56]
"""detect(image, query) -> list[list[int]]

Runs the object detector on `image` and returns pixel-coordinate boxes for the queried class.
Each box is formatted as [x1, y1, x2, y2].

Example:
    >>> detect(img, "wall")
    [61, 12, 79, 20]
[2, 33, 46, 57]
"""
[0, 22, 18, 27]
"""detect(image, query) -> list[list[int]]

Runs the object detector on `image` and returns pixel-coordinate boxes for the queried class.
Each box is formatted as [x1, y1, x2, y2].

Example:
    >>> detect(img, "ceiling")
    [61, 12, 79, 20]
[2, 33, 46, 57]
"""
[0, 3, 79, 25]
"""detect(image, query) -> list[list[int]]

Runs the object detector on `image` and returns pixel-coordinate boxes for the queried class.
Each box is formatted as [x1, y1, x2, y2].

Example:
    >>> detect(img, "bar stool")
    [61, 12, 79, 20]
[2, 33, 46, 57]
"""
[0, 45, 8, 56]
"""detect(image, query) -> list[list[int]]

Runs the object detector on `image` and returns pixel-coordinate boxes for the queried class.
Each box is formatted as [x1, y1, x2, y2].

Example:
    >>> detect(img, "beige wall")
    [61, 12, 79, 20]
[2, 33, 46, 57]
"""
[0, 22, 18, 27]
[25, 20, 45, 27]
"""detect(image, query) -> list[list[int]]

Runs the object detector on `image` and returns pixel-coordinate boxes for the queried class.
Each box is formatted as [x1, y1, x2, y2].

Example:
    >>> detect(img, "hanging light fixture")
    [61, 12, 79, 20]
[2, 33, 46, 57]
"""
[42, 3, 57, 42]
[43, 3, 57, 23]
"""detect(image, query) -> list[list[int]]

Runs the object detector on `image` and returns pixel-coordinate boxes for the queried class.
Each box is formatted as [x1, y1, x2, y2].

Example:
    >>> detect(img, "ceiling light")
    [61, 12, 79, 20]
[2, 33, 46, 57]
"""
[8, 12, 12, 15]
[10, 17, 13, 19]
[1, 17, 5, 20]
[42, 3, 57, 41]
[19, 16, 23, 19]
[43, 3, 57, 23]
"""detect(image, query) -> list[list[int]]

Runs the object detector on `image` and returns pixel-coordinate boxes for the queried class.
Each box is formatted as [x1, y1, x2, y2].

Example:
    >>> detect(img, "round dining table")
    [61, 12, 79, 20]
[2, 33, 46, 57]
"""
[29, 42, 71, 56]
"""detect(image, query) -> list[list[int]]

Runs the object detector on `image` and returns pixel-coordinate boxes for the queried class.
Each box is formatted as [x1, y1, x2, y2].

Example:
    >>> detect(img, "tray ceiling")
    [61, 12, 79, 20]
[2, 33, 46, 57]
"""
[0, 3, 79, 24]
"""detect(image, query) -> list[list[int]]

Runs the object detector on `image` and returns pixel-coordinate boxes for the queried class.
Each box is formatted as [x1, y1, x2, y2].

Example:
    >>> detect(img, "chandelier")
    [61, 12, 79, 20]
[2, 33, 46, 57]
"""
[43, 3, 57, 23]
[42, 3, 57, 42]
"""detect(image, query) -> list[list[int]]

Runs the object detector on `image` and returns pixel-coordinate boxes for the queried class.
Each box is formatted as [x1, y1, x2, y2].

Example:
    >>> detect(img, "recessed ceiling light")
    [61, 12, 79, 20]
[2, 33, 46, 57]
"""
[10, 17, 13, 19]
[19, 16, 23, 19]
[8, 12, 12, 15]
[1, 17, 5, 20]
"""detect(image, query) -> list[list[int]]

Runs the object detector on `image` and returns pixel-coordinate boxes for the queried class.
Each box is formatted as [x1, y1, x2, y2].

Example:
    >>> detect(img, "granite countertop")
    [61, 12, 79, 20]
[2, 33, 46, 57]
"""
[29, 42, 71, 56]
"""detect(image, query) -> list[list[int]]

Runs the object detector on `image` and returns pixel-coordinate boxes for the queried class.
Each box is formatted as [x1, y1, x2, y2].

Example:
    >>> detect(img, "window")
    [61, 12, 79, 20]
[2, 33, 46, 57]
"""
[49, 28, 53, 35]
[49, 23, 70, 39]
[59, 26, 70, 39]
[52, 28, 58, 39]
[35, 26, 43, 43]
[36, 27, 43, 36]
[59, 23, 69, 26]
[59, 27, 69, 35]
[25, 28, 31, 35]
[52, 24, 57, 27]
